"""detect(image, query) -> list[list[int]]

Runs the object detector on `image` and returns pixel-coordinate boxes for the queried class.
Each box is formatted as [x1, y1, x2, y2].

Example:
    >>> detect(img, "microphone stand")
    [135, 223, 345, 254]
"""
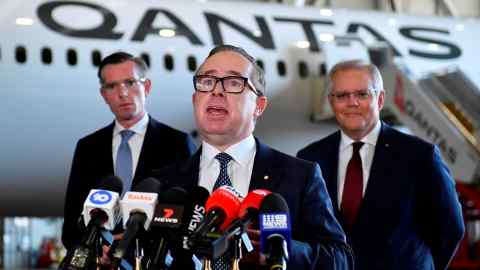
[233, 231, 242, 270]
[135, 238, 144, 270]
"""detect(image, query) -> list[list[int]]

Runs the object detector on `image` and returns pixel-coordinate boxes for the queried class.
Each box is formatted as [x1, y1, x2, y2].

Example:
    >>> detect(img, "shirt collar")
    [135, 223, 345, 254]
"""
[201, 135, 256, 168]
[113, 113, 149, 137]
[340, 120, 381, 151]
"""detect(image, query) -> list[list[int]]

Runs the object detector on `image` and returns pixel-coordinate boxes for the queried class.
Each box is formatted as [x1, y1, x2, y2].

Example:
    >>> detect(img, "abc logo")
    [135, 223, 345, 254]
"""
[89, 190, 112, 205]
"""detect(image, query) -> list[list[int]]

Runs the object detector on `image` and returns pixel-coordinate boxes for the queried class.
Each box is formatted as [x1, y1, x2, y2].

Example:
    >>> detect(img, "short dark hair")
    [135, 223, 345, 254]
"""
[197, 44, 265, 96]
[97, 52, 148, 83]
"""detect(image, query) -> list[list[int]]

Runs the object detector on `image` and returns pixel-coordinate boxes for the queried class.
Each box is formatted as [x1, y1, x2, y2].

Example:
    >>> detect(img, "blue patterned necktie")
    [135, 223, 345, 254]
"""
[116, 129, 135, 195]
[212, 152, 233, 270]
[213, 152, 233, 191]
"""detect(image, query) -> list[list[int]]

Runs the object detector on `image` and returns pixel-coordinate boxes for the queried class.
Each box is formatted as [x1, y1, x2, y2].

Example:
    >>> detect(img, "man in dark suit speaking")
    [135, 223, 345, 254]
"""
[62, 52, 196, 251]
[154, 45, 353, 269]
[297, 60, 464, 270]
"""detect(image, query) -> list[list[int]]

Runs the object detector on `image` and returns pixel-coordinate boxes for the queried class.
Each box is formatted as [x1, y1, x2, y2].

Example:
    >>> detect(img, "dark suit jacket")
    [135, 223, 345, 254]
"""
[297, 122, 464, 270]
[154, 138, 353, 270]
[62, 116, 196, 250]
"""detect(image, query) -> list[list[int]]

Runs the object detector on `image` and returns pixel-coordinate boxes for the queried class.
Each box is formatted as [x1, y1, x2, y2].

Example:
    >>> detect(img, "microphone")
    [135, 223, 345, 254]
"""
[170, 186, 210, 270]
[145, 186, 188, 269]
[111, 177, 161, 267]
[64, 176, 123, 270]
[259, 193, 291, 270]
[191, 186, 243, 240]
[225, 189, 272, 235]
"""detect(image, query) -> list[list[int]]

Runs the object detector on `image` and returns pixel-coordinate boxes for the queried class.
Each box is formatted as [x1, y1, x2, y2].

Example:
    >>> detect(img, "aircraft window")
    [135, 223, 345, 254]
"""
[256, 59, 264, 71]
[164, 54, 174, 71]
[319, 63, 327, 77]
[141, 53, 150, 68]
[41, 47, 52, 64]
[187, 56, 197, 72]
[67, 49, 77, 66]
[15, 46, 27, 63]
[298, 61, 309, 78]
[92, 50, 102, 67]
[277, 61, 286, 77]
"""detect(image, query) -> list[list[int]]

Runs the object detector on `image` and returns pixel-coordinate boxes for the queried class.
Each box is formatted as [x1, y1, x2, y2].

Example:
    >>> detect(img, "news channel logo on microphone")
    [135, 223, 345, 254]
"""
[89, 190, 113, 205]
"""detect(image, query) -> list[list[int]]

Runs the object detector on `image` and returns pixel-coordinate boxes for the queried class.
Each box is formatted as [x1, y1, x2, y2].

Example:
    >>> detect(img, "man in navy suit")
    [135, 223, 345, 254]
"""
[297, 60, 464, 269]
[154, 45, 352, 270]
[62, 52, 196, 252]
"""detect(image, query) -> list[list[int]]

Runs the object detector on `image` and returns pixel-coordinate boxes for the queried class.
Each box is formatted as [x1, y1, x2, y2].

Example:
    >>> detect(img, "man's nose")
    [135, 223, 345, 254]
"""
[346, 93, 360, 105]
[211, 80, 225, 96]
[117, 83, 129, 97]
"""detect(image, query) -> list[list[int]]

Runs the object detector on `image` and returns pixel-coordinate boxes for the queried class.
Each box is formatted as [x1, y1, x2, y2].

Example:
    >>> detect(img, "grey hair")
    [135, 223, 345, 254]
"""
[327, 60, 384, 93]
[196, 44, 265, 96]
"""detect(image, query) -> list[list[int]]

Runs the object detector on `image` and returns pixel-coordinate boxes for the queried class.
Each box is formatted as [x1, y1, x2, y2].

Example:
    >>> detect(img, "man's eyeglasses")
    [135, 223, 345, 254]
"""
[193, 75, 262, 96]
[101, 78, 146, 92]
[330, 89, 375, 102]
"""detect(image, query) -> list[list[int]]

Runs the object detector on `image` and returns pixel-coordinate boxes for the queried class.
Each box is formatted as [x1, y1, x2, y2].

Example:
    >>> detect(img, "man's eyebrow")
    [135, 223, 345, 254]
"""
[201, 69, 244, 77]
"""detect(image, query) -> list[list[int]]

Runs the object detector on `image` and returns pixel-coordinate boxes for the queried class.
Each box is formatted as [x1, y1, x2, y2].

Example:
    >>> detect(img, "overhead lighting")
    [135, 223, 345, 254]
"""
[253, 30, 262, 37]
[428, 43, 440, 51]
[319, 33, 335, 42]
[455, 24, 465, 31]
[295, 41, 310, 49]
[388, 18, 396, 26]
[159, 29, 176, 38]
[319, 9, 333, 17]
[16, 17, 34, 26]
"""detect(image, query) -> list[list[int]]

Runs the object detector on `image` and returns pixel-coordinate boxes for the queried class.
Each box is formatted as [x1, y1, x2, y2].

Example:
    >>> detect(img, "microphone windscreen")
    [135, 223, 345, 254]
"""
[259, 193, 291, 256]
[259, 192, 289, 214]
[158, 186, 188, 204]
[239, 189, 271, 218]
[187, 186, 210, 206]
[97, 175, 123, 194]
[133, 177, 165, 194]
[205, 186, 242, 231]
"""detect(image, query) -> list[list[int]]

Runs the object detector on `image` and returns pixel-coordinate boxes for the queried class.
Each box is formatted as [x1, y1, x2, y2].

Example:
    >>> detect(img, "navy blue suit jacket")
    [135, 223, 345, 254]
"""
[297, 123, 464, 270]
[154, 138, 353, 270]
[62, 116, 196, 251]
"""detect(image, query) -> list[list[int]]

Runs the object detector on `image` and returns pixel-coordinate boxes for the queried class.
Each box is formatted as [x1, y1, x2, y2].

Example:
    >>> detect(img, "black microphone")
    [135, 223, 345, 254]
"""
[63, 176, 123, 270]
[144, 186, 188, 270]
[190, 186, 242, 242]
[259, 193, 291, 270]
[170, 186, 210, 270]
[111, 177, 162, 268]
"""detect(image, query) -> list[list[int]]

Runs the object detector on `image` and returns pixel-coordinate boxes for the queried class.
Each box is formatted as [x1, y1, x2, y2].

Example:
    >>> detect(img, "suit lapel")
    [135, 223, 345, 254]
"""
[133, 117, 155, 184]
[248, 139, 276, 192]
[355, 123, 394, 227]
[324, 133, 341, 211]
[103, 122, 115, 175]
[179, 148, 201, 188]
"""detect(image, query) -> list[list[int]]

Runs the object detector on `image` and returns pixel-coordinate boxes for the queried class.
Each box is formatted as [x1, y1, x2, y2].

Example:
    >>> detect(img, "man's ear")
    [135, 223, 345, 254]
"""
[254, 96, 268, 117]
[143, 79, 152, 97]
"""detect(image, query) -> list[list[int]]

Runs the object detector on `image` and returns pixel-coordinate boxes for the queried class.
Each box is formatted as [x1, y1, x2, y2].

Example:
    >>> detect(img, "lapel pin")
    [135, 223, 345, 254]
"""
[263, 175, 270, 180]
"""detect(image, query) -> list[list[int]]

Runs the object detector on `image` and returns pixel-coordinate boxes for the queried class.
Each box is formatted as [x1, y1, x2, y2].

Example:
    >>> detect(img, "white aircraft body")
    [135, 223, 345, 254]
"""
[1, 0, 479, 216]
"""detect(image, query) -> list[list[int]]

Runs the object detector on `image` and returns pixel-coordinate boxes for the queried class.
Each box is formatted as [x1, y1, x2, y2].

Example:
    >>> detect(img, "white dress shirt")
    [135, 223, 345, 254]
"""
[199, 135, 256, 197]
[112, 113, 149, 178]
[337, 120, 381, 208]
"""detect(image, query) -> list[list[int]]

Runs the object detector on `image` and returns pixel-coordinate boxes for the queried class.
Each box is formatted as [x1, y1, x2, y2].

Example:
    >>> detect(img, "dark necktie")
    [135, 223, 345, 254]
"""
[341, 141, 364, 229]
[212, 152, 233, 270]
[213, 152, 233, 191]
[116, 129, 135, 195]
